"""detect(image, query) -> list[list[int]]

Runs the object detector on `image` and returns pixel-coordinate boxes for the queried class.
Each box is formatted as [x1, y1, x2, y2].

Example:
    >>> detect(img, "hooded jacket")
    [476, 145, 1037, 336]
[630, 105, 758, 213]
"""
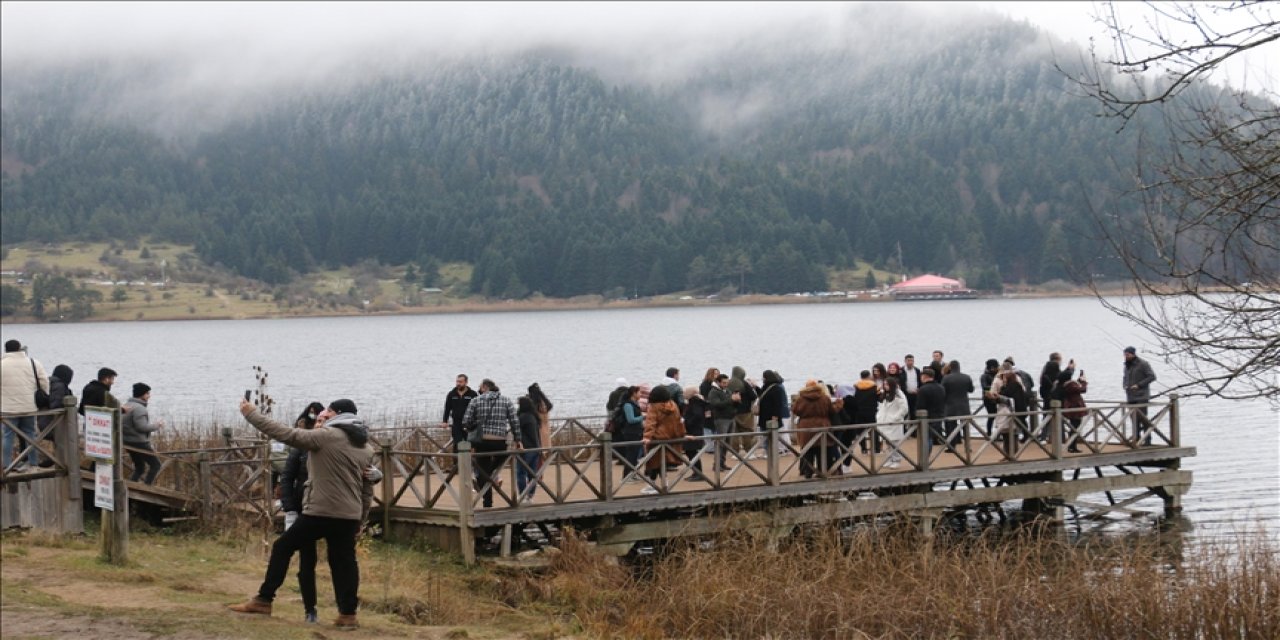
[792, 385, 838, 430]
[643, 400, 687, 470]
[844, 379, 880, 424]
[726, 366, 757, 415]
[245, 409, 374, 521]
[755, 370, 788, 428]
[38, 365, 76, 431]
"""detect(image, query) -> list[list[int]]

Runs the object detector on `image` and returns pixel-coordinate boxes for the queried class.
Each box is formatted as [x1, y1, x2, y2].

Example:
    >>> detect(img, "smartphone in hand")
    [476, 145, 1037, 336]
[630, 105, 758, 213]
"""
[244, 389, 252, 402]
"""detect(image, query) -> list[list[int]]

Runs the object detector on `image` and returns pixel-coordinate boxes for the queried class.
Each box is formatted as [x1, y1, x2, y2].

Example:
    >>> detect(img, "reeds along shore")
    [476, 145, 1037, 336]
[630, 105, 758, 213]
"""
[534, 526, 1278, 640]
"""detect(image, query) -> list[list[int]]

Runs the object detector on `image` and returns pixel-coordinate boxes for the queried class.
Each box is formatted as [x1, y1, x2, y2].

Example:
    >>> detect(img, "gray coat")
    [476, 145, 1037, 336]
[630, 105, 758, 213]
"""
[121, 397, 158, 446]
[1123, 357, 1157, 402]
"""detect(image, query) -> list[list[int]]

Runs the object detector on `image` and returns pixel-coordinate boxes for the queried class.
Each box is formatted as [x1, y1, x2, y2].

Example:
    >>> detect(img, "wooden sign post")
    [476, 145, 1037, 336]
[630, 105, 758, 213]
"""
[86, 406, 128, 564]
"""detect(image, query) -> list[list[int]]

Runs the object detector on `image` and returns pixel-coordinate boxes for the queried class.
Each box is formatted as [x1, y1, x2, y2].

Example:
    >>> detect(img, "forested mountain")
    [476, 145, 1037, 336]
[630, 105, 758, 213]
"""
[0, 6, 1201, 296]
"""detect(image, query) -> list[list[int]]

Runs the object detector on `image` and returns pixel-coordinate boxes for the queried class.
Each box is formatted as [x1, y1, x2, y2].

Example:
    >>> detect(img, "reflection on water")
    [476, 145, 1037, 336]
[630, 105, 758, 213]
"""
[3, 297, 1275, 534]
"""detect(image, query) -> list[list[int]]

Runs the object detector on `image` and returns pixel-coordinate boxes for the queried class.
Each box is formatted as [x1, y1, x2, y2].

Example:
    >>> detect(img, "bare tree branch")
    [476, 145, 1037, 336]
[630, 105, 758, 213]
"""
[1069, 1, 1279, 401]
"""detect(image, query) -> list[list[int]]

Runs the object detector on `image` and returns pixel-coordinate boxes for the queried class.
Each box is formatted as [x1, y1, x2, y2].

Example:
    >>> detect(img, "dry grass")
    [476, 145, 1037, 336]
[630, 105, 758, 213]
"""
[538, 524, 1278, 640]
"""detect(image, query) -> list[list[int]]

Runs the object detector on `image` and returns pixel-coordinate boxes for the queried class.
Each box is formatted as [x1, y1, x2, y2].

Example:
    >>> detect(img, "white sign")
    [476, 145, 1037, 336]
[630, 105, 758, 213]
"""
[94, 462, 114, 511]
[84, 408, 114, 460]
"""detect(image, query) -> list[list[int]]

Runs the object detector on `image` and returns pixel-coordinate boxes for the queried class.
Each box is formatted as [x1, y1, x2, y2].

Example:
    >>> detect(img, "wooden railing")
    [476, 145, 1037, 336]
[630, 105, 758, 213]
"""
[368, 397, 1182, 514]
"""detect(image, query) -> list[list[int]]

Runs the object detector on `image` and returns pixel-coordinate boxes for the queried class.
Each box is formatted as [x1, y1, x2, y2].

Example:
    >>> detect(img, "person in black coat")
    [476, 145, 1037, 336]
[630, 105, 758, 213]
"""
[34, 364, 75, 467]
[279, 401, 324, 623]
[755, 370, 788, 429]
[79, 367, 120, 414]
[941, 360, 975, 445]
[916, 368, 947, 450]
[682, 387, 710, 480]
[441, 374, 478, 453]
[979, 358, 1000, 436]
[843, 371, 881, 454]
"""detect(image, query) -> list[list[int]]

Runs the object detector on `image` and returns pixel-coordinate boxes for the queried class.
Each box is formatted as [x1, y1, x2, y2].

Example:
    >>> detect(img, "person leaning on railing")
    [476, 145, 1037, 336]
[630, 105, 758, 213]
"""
[1, 340, 50, 472]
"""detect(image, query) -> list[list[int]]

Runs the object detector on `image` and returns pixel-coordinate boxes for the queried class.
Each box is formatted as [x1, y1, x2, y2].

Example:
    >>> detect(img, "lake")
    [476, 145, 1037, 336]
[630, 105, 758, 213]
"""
[3, 296, 1276, 534]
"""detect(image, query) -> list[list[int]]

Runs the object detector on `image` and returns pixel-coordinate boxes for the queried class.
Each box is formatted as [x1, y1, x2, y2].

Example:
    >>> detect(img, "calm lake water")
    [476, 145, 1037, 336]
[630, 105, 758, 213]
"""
[3, 297, 1276, 534]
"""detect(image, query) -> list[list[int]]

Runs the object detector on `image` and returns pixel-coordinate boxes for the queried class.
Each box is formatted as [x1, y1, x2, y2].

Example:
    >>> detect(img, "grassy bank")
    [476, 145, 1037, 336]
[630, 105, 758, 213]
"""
[3, 517, 1276, 639]
[2, 240, 1127, 325]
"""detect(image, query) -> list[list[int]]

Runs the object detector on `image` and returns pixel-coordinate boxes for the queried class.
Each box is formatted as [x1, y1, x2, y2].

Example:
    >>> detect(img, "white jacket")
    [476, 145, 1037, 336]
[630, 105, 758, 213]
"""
[1, 351, 50, 414]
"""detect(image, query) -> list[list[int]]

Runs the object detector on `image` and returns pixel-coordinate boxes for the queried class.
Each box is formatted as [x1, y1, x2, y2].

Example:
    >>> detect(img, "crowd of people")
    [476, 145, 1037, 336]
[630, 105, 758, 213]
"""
[0, 338, 1161, 629]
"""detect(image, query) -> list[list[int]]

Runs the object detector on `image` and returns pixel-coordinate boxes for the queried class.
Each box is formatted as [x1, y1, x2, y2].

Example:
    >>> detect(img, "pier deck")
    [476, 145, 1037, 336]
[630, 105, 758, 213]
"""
[3, 399, 1193, 564]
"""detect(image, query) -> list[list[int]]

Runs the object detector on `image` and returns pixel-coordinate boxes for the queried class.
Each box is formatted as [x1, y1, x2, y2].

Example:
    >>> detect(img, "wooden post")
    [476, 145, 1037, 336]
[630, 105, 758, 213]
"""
[1168, 394, 1180, 447]
[260, 440, 272, 535]
[100, 407, 128, 565]
[766, 418, 780, 486]
[197, 452, 213, 518]
[380, 444, 393, 535]
[1049, 400, 1063, 459]
[57, 395, 83, 533]
[599, 431, 614, 502]
[456, 441, 476, 565]
[1029, 408, 1041, 449]
[915, 410, 930, 471]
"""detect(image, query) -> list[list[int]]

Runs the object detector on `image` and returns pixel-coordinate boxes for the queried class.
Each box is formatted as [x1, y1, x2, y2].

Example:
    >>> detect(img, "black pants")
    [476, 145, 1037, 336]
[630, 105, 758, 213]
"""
[615, 426, 645, 475]
[127, 443, 162, 485]
[472, 439, 509, 508]
[257, 514, 361, 615]
[450, 423, 467, 452]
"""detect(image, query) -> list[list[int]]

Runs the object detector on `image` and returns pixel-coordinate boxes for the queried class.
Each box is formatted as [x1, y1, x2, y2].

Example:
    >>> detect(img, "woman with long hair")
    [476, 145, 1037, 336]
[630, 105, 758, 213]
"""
[699, 367, 720, 398]
[280, 400, 325, 624]
[527, 383, 554, 452]
[877, 378, 909, 469]
[515, 395, 542, 501]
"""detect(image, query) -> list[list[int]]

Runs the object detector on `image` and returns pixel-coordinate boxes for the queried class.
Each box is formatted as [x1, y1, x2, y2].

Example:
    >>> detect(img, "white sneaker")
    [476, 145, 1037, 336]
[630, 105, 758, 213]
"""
[884, 459, 901, 469]
[640, 485, 659, 495]
[11, 461, 29, 473]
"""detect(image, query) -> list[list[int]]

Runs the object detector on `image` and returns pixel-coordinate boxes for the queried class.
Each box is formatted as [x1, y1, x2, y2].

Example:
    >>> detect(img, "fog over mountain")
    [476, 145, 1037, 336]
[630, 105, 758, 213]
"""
[1, 3, 1258, 297]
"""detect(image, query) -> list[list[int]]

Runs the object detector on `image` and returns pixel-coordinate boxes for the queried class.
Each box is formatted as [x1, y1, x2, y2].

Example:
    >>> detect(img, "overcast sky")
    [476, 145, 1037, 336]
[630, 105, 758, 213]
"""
[2, 1, 1274, 94]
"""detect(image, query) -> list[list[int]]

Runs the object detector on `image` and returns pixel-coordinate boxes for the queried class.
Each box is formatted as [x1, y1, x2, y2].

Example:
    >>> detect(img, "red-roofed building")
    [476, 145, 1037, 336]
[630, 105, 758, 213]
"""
[889, 274, 977, 300]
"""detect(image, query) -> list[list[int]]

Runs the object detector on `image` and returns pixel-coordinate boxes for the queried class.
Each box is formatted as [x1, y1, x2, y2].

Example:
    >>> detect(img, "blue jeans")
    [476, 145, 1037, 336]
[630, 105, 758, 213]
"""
[516, 451, 542, 499]
[2, 415, 38, 468]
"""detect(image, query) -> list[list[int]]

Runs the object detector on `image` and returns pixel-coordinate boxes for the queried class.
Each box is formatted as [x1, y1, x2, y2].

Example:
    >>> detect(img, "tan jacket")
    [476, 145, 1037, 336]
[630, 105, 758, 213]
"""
[1, 351, 49, 414]
[245, 409, 374, 521]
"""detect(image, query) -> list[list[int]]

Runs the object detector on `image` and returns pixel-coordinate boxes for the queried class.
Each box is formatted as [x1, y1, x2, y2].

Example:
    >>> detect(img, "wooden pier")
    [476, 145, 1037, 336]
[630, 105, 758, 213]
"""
[3, 398, 1193, 565]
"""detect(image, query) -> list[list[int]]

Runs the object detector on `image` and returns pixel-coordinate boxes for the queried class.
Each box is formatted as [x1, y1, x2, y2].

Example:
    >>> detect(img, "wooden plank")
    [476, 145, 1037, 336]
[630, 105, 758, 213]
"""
[596, 470, 1192, 545]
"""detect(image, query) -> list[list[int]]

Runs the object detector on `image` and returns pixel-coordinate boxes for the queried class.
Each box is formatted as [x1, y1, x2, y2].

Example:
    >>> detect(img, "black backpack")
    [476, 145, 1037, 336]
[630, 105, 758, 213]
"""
[608, 404, 627, 433]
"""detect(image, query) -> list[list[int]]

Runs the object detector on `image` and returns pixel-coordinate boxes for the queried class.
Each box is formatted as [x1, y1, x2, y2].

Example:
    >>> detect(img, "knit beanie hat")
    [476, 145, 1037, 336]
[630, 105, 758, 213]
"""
[329, 398, 358, 415]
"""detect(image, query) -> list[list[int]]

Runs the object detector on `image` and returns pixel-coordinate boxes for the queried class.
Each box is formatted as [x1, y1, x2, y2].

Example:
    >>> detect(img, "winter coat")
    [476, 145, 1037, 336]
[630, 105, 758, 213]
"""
[517, 410, 541, 450]
[941, 372, 975, 417]
[442, 386, 478, 427]
[1, 351, 49, 414]
[245, 409, 374, 521]
[793, 385, 839, 430]
[78, 379, 119, 415]
[121, 397, 158, 446]
[1123, 357, 1156, 402]
[643, 401, 687, 470]
[280, 447, 310, 513]
[917, 381, 946, 420]
[877, 391, 910, 442]
[844, 379, 879, 424]
[38, 365, 76, 432]
[756, 379, 788, 428]
[706, 385, 737, 421]
[726, 366, 756, 415]
[684, 394, 708, 437]
[1062, 378, 1088, 419]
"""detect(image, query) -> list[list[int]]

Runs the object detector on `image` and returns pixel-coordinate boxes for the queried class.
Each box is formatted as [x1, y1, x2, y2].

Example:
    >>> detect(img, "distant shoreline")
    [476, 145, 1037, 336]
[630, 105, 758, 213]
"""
[0, 287, 1115, 324]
